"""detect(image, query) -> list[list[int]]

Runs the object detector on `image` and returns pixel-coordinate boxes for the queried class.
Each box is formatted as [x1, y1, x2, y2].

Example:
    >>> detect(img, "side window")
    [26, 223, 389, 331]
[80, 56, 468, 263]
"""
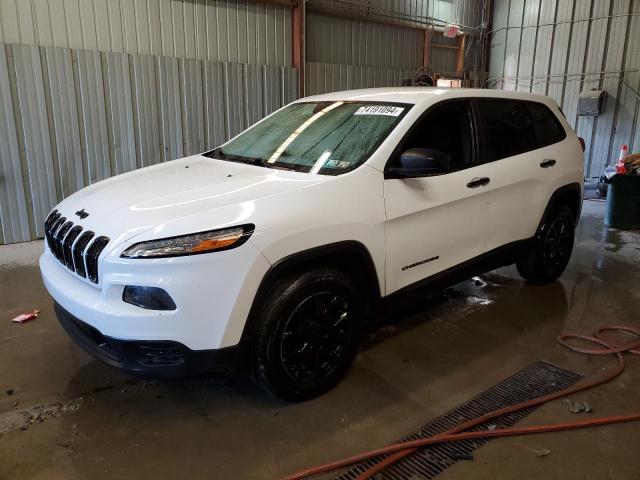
[527, 101, 567, 148]
[397, 101, 474, 172]
[476, 100, 537, 162]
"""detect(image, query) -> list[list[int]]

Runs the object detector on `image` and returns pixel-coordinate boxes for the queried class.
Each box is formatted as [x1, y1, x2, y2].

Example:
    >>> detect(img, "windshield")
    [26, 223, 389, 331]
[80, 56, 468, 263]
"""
[204, 101, 410, 175]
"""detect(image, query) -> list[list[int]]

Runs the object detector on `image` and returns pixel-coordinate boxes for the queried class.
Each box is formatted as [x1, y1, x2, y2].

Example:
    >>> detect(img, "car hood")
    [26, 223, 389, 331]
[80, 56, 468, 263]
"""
[54, 155, 329, 244]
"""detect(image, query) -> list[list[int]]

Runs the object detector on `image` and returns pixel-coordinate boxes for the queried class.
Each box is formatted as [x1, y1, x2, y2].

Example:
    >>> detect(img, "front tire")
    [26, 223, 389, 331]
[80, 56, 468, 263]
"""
[252, 268, 364, 401]
[517, 206, 576, 284]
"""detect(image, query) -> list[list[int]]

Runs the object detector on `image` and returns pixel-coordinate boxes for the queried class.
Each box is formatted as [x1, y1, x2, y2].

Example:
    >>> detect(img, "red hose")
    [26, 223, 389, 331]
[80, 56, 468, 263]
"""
[283, 324, 640, 480]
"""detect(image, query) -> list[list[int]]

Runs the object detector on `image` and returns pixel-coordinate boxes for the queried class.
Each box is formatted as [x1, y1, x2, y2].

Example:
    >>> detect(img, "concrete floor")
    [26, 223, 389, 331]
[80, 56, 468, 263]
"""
[1, 200, 639, 480]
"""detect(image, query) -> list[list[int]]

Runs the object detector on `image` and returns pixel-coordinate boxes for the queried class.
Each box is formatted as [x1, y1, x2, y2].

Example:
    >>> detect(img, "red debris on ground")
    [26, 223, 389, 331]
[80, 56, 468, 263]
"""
[11, 310, 40, 324]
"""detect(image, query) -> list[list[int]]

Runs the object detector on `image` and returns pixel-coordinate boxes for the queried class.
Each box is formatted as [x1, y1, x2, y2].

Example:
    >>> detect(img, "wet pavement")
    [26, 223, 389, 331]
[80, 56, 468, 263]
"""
[0, 200, 639, 479]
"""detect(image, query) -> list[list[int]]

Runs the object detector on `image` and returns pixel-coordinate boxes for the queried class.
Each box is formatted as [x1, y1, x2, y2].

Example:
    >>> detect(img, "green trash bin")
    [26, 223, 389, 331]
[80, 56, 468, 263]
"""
[605, 174, 640, 229]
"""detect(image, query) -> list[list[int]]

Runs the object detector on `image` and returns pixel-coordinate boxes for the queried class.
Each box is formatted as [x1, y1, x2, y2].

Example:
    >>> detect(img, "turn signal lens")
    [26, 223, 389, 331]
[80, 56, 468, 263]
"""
[121, 224, 254, 259]
[191, 231, 244, 252]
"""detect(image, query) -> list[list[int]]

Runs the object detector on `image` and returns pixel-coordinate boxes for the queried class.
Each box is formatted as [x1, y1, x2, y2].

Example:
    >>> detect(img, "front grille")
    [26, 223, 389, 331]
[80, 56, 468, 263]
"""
[55, 221, 73, 259]
[73, 231, 95, 278]
[50, 216, 66, 259]
[62, 226, 82, 269]
[86, 236, 110, 283]
[44, 210, 110, 284]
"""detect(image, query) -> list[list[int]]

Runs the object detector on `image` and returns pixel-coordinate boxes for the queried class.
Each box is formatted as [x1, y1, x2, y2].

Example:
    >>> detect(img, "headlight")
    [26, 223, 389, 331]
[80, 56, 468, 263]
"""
[121, 224, 254, 259]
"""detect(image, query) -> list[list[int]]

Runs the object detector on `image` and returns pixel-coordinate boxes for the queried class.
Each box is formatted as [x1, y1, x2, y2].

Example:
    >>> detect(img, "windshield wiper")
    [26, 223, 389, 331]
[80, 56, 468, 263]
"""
[202, 148, 226, 159]
[205, 148, 257, 165]
[249, 158, 299, 171]
[205, 148, 298, 171]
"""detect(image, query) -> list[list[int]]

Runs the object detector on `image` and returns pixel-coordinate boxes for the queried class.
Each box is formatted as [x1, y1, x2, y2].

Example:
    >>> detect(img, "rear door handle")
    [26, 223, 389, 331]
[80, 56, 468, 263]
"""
[467, 177, 490, 188]
[540, 159, 557, 168]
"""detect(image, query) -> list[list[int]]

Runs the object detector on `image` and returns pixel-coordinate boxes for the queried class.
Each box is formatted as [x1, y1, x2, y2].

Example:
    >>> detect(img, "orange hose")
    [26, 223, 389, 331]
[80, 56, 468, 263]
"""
[283, 413, 640, 480]
[283, 325, 640, 480]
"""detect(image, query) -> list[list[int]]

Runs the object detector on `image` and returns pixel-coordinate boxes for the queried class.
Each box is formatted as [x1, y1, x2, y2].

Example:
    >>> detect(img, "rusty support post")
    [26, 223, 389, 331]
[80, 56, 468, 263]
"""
[292, 1, 304, 97]
[422, 28, 432, 70]
[456, 34, 466, 77]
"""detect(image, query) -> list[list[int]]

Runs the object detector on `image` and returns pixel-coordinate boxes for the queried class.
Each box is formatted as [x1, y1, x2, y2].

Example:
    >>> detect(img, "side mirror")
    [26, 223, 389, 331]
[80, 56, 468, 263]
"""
[387, 148, 451, 178]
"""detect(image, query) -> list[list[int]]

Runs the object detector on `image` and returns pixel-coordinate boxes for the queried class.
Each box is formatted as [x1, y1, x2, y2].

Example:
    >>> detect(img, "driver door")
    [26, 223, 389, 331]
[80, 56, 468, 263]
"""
[383, 100, 492, 294]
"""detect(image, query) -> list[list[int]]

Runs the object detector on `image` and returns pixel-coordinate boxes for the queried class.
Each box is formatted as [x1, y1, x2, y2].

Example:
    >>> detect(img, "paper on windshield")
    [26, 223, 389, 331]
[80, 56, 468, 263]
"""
[354, 106, 404, 117]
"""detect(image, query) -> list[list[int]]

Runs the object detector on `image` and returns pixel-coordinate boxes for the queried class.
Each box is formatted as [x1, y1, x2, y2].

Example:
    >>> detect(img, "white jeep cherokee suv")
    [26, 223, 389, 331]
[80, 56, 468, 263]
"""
[40, 88, 584, 401]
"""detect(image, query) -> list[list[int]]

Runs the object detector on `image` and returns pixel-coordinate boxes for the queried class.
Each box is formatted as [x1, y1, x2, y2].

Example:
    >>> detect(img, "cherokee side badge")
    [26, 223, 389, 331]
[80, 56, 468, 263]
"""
[75, 209, 89, 219]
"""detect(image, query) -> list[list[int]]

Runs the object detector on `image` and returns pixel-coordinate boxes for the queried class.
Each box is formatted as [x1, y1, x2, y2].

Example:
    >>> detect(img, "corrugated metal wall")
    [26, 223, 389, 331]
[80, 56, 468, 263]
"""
[305, 10, 422, 94]
[306, 61, 417, 94]
[489, 0, 640, 178]
[0, 0, 297, 245]
[306, 11, 423, 69]
[304, 3, 485, 96]
[0, 0, 291, 65]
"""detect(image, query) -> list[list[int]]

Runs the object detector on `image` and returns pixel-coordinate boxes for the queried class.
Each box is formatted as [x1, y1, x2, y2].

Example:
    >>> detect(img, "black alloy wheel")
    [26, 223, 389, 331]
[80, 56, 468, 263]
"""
[542, 213, 574, 277]
[517, 205, 576, 284]
[252, 268, 364, 401]
[279, 292, 353, 383]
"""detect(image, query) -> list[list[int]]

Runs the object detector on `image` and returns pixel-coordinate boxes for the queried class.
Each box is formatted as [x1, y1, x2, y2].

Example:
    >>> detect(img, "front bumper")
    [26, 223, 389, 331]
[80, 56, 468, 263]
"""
[54, 302, 246, 376]
[39, 237, 270, 350]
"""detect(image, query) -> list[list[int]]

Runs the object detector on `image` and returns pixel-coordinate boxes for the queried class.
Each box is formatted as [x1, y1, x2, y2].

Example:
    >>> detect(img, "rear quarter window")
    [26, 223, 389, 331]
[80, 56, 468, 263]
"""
[476, 99, 566, 163]
[527, 101, 567, 148]
[476, 100, 537, 162]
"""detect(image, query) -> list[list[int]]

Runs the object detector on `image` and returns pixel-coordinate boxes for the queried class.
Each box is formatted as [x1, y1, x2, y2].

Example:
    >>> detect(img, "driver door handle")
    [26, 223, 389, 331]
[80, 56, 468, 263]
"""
[540, 159, 557, 168]
[467, 177, 490, 188]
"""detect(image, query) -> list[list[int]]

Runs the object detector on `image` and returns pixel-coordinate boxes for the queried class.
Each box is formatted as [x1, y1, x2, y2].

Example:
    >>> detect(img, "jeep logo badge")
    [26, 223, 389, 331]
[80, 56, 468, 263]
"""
[75, 209, 89, 219]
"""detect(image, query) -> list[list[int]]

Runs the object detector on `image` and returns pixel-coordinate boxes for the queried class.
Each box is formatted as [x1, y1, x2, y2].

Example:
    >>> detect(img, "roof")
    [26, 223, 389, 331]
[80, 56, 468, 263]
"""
[298, 87, 556, 107]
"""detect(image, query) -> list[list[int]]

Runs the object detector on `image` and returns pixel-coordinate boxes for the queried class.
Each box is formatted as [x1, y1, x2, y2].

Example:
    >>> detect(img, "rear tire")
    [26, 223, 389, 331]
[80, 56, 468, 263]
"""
[252, 268, 364, 401]
[517, 206, 575, 284]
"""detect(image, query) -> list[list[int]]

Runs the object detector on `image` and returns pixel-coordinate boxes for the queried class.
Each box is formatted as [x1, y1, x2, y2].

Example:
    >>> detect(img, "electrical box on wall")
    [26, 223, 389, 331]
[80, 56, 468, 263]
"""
[578, 90, 606, 116]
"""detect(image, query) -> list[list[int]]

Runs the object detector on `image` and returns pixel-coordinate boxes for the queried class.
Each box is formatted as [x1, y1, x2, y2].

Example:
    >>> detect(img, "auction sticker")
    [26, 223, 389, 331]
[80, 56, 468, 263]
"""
[354, 105, 404, 116]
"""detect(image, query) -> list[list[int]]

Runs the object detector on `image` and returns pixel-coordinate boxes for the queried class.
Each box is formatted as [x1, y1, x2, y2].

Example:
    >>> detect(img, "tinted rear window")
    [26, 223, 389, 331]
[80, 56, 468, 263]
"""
[477, 99, 566, 163]
[477, 100, 537, 162]
[527, 101, 566, 148]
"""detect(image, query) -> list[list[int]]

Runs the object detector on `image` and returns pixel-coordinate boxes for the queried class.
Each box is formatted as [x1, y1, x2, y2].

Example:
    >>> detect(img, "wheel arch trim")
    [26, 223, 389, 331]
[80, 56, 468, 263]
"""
[538, 183, 583, 232]
[240, 240, 381, 341]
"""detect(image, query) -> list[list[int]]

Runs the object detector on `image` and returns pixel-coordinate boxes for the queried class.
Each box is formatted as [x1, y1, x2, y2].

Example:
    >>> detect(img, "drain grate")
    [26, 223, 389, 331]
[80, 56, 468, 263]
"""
[334, 361, 581, 480]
